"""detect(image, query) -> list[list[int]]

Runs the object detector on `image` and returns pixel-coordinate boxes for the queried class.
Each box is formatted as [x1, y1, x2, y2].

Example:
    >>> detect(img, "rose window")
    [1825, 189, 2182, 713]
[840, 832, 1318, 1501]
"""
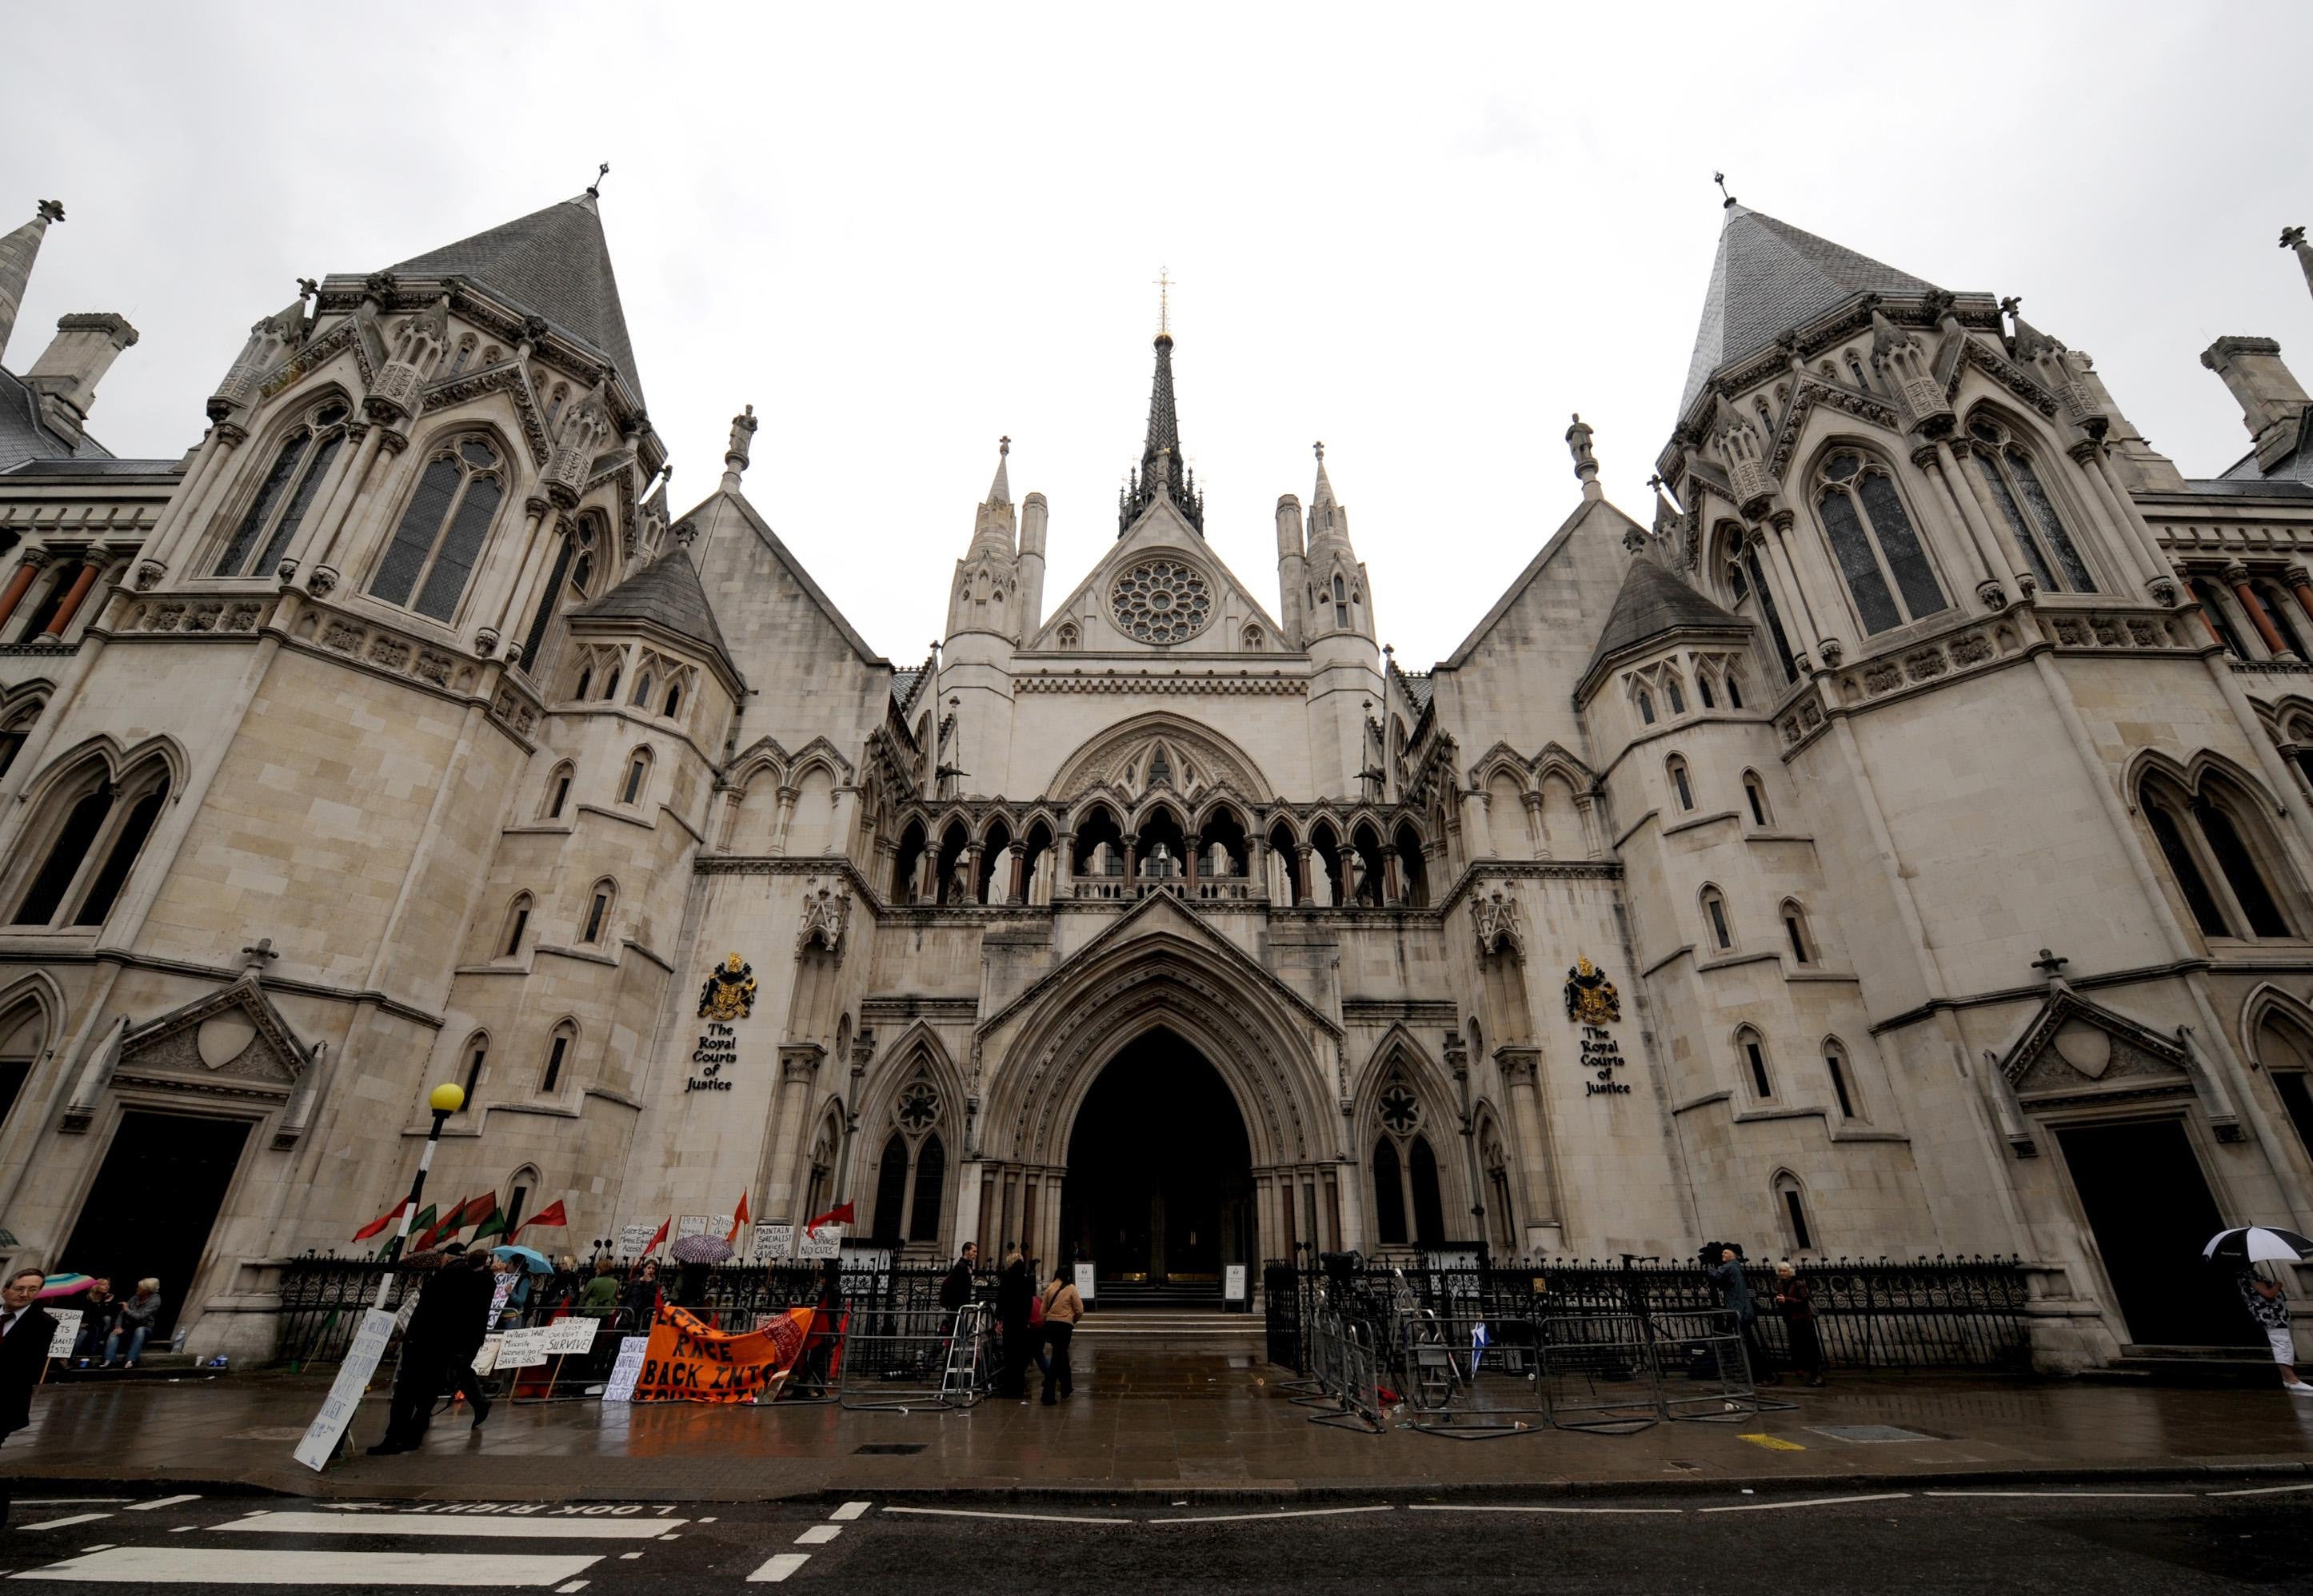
[1379, 1082, 1421, 1135]
[897, 1080, 940, 1132]
[1110, 559, 1213, 644]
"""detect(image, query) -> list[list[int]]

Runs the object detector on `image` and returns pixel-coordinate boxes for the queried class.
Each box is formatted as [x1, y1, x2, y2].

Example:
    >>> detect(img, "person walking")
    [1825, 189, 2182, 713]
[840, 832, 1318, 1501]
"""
[105, 1279, 164, 1368]
[939, 1243, 977, 1322]
[996, 1246, 1033, 1401]
[2239, 1266, 2313, 1396]
[437, 1247, 497, 1428]
[1704, 1245, 1777, 1385]
[0, 1266, 60, 1525]
[1039, 1264, 1083, 1406]
[70, 1277, 118, 1367]
[1773, 1261, 1825, 1387]
[372, 1254, 485, 1454]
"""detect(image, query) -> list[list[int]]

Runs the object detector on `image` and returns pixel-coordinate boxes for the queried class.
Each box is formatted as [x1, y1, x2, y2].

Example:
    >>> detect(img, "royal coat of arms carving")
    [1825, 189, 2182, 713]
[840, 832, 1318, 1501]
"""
[697, 952, 757, 1021]
[1564, 956, 1621, 1025]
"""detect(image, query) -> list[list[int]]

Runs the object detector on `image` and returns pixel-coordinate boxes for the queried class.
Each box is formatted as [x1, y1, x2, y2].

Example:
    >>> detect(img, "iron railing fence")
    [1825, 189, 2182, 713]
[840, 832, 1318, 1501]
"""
[272, 1256, 1000, 1371]
[1264, 1252, 2031, 1378]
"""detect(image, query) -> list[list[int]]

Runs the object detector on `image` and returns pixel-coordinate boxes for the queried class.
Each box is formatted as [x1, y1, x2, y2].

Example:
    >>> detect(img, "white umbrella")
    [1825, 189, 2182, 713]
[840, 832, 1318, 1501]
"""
[2203, 1226, 2313, 1265]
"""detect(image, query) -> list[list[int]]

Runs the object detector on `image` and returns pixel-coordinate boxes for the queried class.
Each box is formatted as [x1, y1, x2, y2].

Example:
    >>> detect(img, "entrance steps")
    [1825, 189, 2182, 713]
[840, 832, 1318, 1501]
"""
[1077, 1309, 1260, 1338]
[2080, 1343, 2283, 1388]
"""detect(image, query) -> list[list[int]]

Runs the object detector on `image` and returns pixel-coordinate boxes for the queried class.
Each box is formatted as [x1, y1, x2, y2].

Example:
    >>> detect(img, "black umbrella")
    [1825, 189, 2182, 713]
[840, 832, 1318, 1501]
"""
[2203, 1226, 2313, 1265]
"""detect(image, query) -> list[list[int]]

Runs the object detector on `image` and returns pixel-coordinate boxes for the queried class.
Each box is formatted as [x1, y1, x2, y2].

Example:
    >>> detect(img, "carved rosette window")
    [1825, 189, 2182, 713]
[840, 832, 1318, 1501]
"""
[896, 1079, 940, 1133]
[1378, 1080, 1421, 1135]
[1110, 558, 1212, 644]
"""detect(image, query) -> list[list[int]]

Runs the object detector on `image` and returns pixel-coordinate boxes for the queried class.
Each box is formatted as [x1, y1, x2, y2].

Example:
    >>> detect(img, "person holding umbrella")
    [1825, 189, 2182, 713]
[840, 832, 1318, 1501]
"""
[2207, 1226, 2313, 1396]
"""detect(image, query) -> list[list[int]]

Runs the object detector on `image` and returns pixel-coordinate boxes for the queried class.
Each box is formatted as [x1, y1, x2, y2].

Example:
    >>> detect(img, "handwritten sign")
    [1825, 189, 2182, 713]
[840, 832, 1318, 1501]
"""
[1579, 1023, 1631, 1097]
[541, 1317, 600, 1356]
[494, 1327, 551, 1370]
[617, 1223, 658, 1257]
[294, 1307, 397, 1471]
[45, 1310, 81, 1360]
[753, 1223, 794, 1262]
[473, 1334, 503, 1375]
[601, 1335, 649, 1402]
[633, 1306, 813, 1404]
[488, 1271, 517, 1328]
[797, 1223, 844, 1260]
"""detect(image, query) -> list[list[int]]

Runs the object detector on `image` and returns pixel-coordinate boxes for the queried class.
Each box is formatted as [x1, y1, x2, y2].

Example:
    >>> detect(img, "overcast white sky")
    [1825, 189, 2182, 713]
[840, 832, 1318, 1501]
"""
[7, 3, 2310, 667]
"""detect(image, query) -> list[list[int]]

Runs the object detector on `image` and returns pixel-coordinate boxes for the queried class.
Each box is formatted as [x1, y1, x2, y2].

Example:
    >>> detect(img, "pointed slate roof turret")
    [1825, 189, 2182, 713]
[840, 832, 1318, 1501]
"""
[0, 200, 64, 368]
[389, 190, 645, 404]
[569, 545, 739, 688]
[1679, 202, 1940, 418]
[1578, 552, 1748, 700]
[1118, 329, 1204, 535]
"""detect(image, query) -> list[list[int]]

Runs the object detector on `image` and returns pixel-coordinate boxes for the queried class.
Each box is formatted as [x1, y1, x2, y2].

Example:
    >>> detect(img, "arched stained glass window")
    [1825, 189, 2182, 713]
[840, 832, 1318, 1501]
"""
[1816, 452, 1946, 633]
[370, 436, 505, 621]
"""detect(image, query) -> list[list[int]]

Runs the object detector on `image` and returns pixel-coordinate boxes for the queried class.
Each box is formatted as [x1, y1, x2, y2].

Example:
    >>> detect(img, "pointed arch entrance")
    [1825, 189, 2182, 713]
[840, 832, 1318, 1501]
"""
[1059, 1027, 1252, 1299]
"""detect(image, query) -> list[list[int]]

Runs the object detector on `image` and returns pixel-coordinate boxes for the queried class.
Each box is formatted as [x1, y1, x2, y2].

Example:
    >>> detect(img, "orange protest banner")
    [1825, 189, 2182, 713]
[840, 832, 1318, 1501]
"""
[633, 1304, 814, 1403]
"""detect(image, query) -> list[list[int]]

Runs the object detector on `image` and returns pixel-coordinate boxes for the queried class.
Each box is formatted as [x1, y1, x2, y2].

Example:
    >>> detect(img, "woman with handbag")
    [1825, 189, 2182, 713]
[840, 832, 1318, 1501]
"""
[1039, 1265, 1084, 1405]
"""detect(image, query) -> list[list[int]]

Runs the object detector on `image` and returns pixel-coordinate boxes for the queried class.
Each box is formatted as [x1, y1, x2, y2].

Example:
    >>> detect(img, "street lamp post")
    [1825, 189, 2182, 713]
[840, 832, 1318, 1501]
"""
[374, 1083, 465, 1310]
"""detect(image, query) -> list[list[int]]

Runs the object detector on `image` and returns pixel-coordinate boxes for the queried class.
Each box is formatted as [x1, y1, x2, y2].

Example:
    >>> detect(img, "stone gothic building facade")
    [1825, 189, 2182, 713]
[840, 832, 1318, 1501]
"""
[2, 188, 2313, 1364]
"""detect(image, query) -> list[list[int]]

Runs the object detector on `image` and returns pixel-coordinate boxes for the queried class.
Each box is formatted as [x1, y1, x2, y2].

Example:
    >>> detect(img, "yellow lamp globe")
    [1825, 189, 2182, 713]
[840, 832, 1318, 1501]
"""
[427, 1083, 466, 1114]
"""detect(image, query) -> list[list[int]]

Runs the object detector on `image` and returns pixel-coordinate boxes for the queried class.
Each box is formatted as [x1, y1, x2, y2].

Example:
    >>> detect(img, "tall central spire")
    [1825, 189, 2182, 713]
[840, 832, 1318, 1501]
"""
[1119, 305, 1204, 536]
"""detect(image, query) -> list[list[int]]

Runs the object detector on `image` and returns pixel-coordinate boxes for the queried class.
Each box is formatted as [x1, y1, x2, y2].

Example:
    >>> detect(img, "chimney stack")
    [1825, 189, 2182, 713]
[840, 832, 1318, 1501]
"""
[2200, 335, 2311, 473]
[23, 311, 138, 445]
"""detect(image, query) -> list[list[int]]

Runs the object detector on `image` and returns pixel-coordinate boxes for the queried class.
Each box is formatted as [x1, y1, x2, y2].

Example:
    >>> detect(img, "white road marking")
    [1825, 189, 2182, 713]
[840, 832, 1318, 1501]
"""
[747, 1553, 812, 1583]
[793, 1525, 841, 1546]
[619, 1553, 642, 1560]
[8, 1548, 601, 1585]
[24, 1515, 111, 1532]
[1697, 1492, 1911, 1514]
[880, 1506, 1135, 1526]
[1153, 1505, 1396, 1524]
[2208, 1481, 2313, 1497]
[125, 1496, 201, 1512]
[557, 1583, 589, 1594]
[169, 1526, 195, 1534]
[829, 1502, 870, 1522]
[1924, 1480, 2192, 1489]
[1923, 1490, 2193, 1499]
[1408, 1503, 1684, 1515]
[219, 1511, 681, 1540]
[14, 1501, 128, 1507]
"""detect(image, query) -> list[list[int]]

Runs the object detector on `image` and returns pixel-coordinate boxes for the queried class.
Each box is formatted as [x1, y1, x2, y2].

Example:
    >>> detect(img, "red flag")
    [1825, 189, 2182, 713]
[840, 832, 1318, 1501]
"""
[416, 1192, 491, 1251]
[643, 1215, 670, 1256]
[803, 1200, 854, 1238]
[351, 1200, 407, 1243]
[725, 1191, 751, 1246]
[516, 1200, 568, 1237]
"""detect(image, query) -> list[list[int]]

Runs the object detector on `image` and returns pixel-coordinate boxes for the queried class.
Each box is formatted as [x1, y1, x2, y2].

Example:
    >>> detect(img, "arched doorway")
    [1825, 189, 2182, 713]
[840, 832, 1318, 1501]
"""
[1059, 1028, 1252, 1301]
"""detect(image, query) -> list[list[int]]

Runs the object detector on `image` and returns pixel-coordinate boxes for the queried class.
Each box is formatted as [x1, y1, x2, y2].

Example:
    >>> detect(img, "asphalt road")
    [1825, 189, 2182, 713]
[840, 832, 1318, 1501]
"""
[0, 1482, 2307, 1590]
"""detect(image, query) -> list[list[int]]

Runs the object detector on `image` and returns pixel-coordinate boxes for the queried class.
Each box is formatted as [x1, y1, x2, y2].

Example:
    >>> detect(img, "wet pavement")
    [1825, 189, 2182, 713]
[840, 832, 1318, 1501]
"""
[4, 1321, 2313, 1503]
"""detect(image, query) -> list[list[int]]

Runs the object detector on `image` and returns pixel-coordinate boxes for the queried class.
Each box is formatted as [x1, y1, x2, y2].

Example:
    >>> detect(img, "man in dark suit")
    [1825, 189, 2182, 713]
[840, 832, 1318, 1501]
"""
[0, 1266, 61, 1525]
[370, 1248, 495, 1454]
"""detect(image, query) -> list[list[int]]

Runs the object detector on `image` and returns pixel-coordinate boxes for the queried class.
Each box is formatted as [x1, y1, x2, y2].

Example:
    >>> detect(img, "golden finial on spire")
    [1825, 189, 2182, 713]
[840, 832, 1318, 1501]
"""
[1153, 265, 1172, 339]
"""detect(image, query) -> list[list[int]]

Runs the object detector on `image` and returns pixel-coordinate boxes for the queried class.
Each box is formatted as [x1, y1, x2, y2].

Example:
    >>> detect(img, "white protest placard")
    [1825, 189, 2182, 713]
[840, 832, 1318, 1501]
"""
[487, 1271, 517, 1328]
[673, 1215, 709, 1240]
[494, 1326, 551, 1370]
[601, 1335, 649, 1402]
[45, 1309, 80, 1360]
[753, 1223, 794, 1262]
[294, 1307, 397, 1471]
[542, 1316, 600, 1355]
[473, 1334, 503, 1375]
[797, 1223, 843, 1259]
[1224, 1263, 1248, 1303]
[1073, 1263, 1096, 1304]
[617, 1223, 658, 1257]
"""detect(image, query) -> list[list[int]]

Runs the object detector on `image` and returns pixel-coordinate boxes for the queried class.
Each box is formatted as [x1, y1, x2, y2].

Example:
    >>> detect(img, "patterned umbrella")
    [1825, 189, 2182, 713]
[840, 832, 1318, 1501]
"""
[670, 1233, 735, 1265]
[35, 1273, 93, 1300]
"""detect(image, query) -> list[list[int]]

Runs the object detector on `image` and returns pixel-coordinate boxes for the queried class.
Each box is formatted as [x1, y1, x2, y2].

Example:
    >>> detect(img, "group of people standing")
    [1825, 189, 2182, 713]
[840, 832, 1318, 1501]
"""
[941, 1243, 1085, 1405]
[1703, 1244, 1828, 1387]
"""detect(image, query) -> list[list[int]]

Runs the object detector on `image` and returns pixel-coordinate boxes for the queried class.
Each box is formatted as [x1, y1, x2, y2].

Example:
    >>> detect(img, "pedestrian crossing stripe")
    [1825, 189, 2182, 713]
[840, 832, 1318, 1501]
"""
[219, 1511, 680, 1540]
[8, 1548, 601, 1586]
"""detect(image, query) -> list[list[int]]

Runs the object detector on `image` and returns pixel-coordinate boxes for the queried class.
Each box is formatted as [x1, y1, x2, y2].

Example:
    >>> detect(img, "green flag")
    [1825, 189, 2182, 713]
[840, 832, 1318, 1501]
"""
[470, 1206, 508, 1243]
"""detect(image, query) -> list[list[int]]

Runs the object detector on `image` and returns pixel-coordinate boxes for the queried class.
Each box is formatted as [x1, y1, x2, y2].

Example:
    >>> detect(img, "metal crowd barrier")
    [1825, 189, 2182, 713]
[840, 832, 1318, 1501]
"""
[1392, 1303, 1548, 1440]
[1538, 1312, 1661, 1434]
[1647, 1307, 1765, 1422]
[1294, 1306, 1385, 1432]
[837, 1298, 988, 1411]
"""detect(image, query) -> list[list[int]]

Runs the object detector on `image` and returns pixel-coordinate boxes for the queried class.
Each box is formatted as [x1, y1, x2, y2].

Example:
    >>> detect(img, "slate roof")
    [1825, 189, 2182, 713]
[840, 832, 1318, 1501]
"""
[1390, 660, 1433, 717]
[569, 547, 737, 683]
[389, 194, 645, 405]
[0, 365, 114, 472]
[3, 455, 180, 478]
[1680, 204, 1939, 417]
[891, 664, 927, 716]
[2213, 410, 2313, 485]
[1583, 556, 1747, 684]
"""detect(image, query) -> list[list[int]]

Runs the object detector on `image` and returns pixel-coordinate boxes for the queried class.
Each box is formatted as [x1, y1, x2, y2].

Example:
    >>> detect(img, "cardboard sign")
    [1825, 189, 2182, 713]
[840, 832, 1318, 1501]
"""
[46, 1309, 80, 1359]
[633, 1304, 815, 1404]
[294, 1307, 397, 1471]
[473, 1334, 503, 1375]
[1073, 1263, 1096, 1303]
[541, 1316, 600, 1355]
[617, 1223, 658, 1257]
[674, 1214, 734, 1243]
[797, 1223, 843, 1260]
[494, 1326, 551, 1370]
[487, 1271, 517, 1328]
[1224, 1263, 1248, 1303]
[601, 1335, 650, 1402]
[753, 1223, 794, 1261]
